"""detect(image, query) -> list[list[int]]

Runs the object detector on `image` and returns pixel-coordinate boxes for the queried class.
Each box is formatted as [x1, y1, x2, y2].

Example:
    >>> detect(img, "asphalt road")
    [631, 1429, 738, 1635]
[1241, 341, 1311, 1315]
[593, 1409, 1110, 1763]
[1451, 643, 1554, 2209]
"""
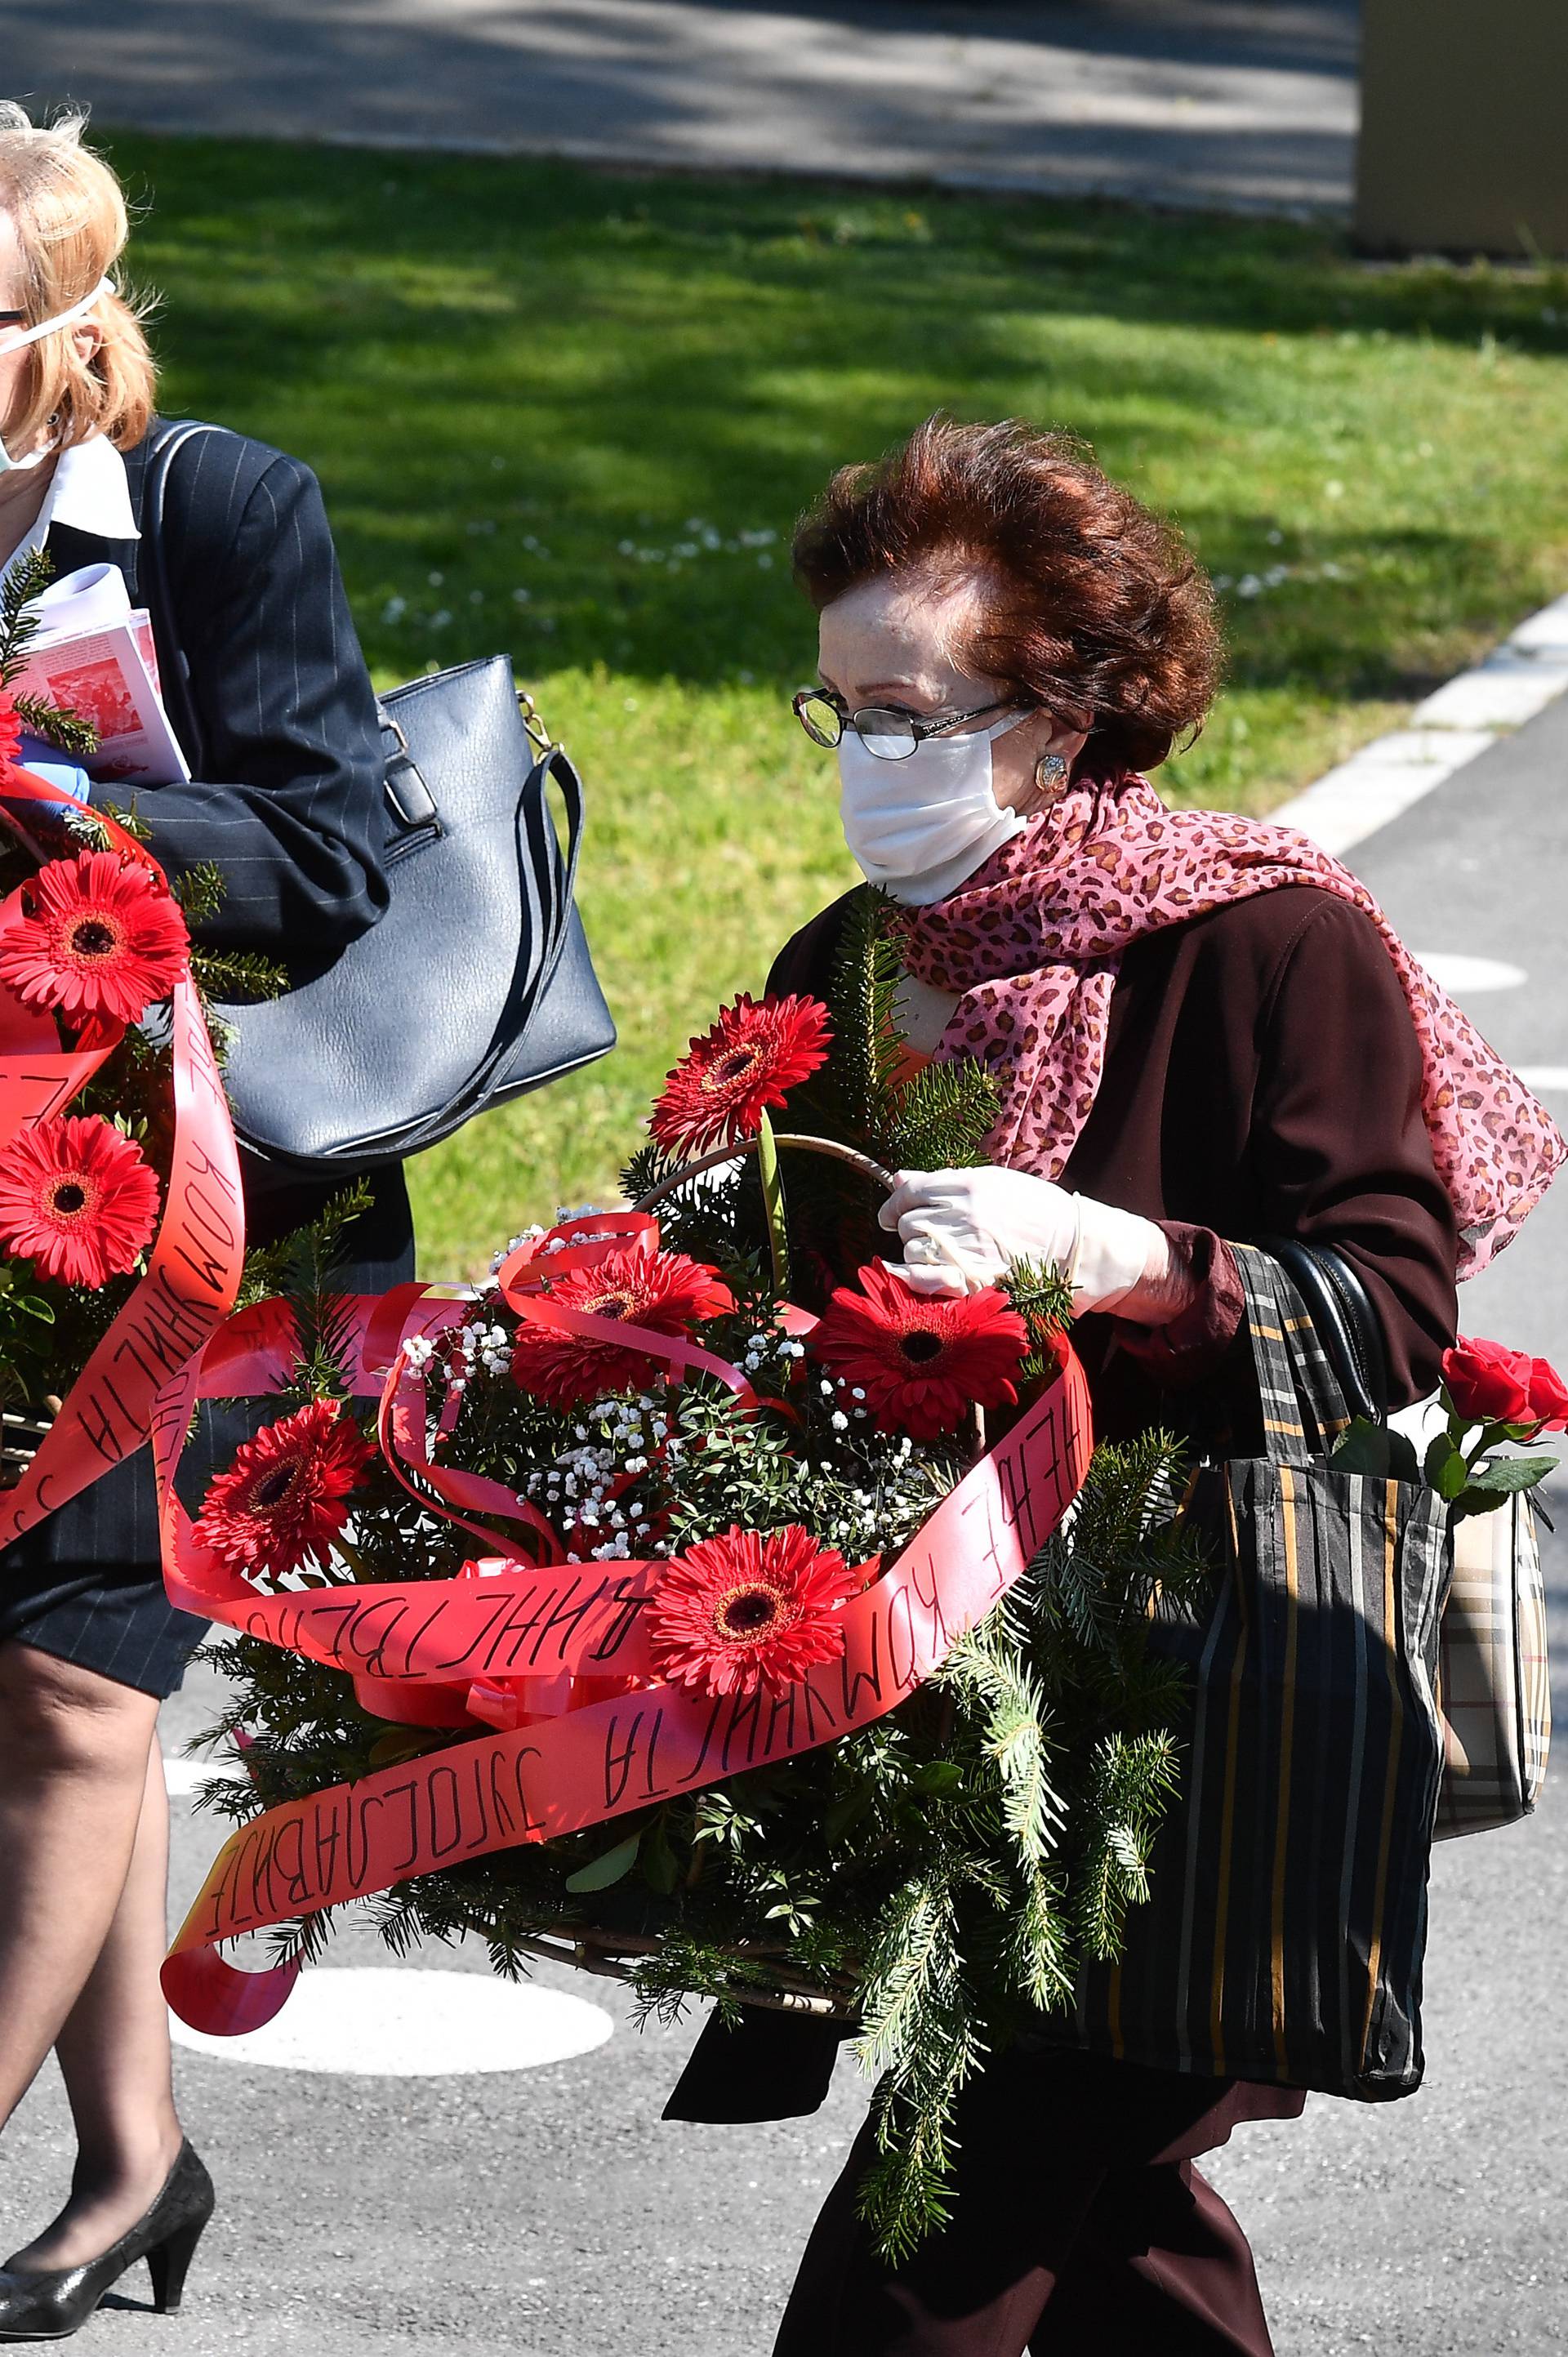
[2, 696, 1566, 2354]
[1, 0, 1359, 214]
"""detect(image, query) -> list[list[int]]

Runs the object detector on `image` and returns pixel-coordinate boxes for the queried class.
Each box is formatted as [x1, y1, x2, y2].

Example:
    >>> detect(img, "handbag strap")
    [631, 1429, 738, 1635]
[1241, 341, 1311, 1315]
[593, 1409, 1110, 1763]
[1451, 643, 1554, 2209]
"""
[142, 417, 221, 774]
[1257, 1236, 1389, 1425]
[1229, 1242, 1354, 1465]
[145, 421, 430, 835]
[363, 740, 588, 1161]
[144, 423, 591, 1159]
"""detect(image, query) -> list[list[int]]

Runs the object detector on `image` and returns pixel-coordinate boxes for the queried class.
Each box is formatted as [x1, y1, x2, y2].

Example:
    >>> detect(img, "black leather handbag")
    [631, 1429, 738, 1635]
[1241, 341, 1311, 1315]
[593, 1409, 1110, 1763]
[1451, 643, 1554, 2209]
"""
[1258, 1235, 1388, 1423]
[143, 422, 617, 1171]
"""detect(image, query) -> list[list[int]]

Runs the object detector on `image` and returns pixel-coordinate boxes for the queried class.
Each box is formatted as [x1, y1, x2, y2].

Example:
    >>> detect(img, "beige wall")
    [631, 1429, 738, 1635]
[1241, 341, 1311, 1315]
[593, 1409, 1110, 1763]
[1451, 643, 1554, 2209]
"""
[1357, 0, 1568, 256]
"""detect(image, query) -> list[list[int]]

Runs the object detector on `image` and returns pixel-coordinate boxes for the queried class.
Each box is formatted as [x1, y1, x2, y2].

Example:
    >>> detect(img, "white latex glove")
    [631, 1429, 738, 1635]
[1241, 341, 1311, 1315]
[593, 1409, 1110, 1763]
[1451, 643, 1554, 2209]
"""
[879, 1166, 1178, 1321]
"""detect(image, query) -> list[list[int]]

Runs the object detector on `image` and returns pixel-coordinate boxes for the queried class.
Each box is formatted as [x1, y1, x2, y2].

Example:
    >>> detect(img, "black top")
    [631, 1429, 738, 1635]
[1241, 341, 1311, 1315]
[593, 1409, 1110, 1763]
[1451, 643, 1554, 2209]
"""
[46, 420, 389, 956]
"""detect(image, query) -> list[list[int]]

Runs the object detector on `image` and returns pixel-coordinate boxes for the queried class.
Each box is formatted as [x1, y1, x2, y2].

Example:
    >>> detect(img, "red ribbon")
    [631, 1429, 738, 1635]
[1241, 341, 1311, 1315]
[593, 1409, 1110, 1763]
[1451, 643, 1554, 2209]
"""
[0, 767, 244, 1548]
[152, 1230, 1094, 2036]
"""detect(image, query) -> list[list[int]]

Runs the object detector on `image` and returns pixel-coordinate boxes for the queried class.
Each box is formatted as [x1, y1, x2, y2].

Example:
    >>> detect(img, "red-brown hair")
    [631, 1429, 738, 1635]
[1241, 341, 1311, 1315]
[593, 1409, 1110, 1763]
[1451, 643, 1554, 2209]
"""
[792, 414, 1221, 775]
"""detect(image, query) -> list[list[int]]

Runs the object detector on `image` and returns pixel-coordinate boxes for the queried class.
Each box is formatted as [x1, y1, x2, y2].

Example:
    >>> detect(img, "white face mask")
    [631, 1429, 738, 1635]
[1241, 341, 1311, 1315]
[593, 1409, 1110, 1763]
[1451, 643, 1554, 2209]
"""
[0, 278, 114, 475]
[838, 707, 1033, 905]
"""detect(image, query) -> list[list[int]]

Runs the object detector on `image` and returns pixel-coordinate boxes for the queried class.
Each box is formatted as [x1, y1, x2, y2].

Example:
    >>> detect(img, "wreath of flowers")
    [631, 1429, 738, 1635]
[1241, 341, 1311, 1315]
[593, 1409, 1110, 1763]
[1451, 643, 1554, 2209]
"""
[191, 898, 1212, 2253]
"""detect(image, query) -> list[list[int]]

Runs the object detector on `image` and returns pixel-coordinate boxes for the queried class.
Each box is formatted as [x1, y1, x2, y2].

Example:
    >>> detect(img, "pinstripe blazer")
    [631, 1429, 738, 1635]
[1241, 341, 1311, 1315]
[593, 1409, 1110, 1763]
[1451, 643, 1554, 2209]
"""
[45, 419, 389, 956]
[0, 422, 413, 1620]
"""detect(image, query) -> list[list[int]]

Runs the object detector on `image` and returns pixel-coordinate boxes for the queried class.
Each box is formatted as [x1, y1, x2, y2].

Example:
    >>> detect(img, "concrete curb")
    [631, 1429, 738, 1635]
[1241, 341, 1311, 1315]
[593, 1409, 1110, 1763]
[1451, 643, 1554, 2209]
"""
[1270, 590, 1568, 856]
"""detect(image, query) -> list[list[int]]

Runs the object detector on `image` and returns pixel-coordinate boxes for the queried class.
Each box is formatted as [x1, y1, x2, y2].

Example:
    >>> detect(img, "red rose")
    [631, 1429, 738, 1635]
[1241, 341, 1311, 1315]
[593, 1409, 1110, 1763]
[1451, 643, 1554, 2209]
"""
[1526, 1356, 1568, 1432]
[1441, 1337, 1536, 1425]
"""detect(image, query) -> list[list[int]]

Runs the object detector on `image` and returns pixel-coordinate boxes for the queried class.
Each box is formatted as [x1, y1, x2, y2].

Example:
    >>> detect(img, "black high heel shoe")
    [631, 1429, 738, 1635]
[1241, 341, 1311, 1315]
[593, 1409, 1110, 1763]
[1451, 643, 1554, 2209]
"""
[0, 2141, 213, 2340]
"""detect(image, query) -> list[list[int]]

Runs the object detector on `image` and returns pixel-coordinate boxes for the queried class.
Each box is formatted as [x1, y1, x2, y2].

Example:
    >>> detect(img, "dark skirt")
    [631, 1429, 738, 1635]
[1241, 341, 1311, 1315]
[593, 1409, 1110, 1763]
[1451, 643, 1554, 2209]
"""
[0, 1160, 416, 1699]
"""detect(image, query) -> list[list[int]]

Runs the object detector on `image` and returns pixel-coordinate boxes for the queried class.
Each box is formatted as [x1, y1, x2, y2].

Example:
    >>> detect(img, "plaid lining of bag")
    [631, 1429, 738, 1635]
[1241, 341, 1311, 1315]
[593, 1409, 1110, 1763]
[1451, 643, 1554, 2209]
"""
[1435, 1491, 1551, 1838]
[1068, 1246, 1450, 2102]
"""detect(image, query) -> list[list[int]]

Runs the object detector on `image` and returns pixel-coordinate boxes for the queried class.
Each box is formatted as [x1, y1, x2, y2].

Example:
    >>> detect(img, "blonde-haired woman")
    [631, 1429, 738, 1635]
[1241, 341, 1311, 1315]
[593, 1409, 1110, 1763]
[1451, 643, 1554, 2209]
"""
[0, 108, 412, 2336]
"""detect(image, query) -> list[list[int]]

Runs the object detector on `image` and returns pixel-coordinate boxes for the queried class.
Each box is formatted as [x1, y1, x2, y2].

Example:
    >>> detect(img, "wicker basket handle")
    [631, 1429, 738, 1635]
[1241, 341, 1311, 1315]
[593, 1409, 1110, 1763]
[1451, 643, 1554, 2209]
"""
[631, 1132, 897, 1215]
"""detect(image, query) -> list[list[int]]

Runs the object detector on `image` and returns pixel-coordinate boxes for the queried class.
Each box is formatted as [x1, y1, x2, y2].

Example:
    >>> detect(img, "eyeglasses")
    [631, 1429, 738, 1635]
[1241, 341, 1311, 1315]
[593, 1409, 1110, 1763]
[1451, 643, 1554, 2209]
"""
[0, 311, 28, 329]
[792, 688, 1019, 762]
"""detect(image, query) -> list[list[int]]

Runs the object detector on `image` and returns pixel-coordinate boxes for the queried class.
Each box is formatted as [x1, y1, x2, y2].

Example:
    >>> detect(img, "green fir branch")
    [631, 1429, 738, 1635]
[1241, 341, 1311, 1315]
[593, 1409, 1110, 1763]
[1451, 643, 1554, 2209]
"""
[91, 797, 154, 844]
[172, 860, 228, 926]
[10, 693, 99, 758]
[274, 1179, 375, 1404]
[0, 548, 54, 688]
[191, 947, 288, 1005]
[885, 1056, 1000, 1174]
[1070, 1731, 1183, 1961]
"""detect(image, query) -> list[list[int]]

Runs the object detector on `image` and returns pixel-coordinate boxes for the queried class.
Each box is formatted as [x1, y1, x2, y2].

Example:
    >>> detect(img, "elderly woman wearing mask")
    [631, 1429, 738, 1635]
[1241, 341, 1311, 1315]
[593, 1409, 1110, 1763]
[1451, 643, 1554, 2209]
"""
[666, 416, 1562, 2357]
[0, 106, 412, 2337]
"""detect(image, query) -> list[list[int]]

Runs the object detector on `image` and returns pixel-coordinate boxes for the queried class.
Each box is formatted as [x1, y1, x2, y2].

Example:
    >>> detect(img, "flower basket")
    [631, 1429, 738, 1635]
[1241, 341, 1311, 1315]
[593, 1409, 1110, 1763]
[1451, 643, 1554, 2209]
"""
[163, 950, 1210, 2251]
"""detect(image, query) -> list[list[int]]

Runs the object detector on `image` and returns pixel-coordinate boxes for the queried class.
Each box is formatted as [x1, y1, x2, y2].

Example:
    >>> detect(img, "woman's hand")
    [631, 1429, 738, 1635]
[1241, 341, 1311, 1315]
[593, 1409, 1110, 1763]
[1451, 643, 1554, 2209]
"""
[879, 1166, 1183, 1322]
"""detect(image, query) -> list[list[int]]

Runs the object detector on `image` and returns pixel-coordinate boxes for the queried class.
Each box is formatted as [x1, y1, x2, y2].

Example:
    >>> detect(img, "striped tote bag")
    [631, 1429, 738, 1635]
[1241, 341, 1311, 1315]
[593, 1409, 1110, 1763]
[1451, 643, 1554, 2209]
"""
[1072, 1245, 1451, 2101]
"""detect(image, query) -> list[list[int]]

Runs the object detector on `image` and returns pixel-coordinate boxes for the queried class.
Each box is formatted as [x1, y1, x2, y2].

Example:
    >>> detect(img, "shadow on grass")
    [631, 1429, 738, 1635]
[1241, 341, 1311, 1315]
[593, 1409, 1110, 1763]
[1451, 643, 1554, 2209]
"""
[92, 131, 1568, 710]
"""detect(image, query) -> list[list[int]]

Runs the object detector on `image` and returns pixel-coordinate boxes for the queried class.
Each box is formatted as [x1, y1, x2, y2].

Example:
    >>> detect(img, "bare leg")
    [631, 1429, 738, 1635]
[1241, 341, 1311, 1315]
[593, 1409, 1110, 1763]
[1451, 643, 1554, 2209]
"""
[0, 1645, 183, 2270]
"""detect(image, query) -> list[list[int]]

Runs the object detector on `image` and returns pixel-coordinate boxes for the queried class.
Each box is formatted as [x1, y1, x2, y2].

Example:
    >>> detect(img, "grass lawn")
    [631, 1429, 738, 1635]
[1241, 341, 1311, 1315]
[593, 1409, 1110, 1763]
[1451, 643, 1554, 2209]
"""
[104, 132, 1568, 1272]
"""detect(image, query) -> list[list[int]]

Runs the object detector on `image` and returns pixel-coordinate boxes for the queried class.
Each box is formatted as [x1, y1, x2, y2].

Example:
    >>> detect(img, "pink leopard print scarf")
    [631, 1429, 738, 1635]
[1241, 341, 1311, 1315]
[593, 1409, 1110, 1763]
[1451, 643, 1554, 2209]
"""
[898, 775, 1565, 1278]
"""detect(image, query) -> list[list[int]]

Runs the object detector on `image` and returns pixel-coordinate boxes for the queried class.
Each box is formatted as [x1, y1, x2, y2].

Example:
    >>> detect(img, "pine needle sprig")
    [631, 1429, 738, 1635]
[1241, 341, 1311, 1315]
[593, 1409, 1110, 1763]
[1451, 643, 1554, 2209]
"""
[10, 693, 99, 759]
[0, 547, 55, 688]
[172, 861, 227, 926]
[818, 885, 906, 1148]
[1003, 1255, 1076, 1377]
[853, 1866, 987, 2257]
[271, 1179, 375, 1406]
[885, 1057, 1000, 1174]
[190, 947, 288, 1005]
[933, 1617, 1064, 1869]
[1069, 1730, 1183, 1961]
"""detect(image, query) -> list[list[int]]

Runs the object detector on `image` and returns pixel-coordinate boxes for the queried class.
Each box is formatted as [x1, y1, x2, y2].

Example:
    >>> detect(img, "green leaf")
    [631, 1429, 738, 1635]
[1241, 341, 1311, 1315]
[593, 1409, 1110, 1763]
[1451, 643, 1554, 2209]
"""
[823, 1782, 878, 1842]
[911, 1761, 964, 1795]
[1330, 1419, 1422, 1483]
[755, 1107, 790, 1298]
[642, 1815, 679, 1896]
[1329, 1416, 1393, 1475]
[1425, 1431, 1468, 1499]
[1463, 1454, 1560, 1496]
[564, 1829, 643, 1892]
[1387, 1430, 1422, 1482]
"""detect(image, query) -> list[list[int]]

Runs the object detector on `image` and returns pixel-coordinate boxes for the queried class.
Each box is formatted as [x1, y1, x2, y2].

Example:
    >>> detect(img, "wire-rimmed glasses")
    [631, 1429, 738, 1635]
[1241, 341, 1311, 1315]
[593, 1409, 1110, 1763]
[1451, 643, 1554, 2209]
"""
[791, 687, 1018, 762]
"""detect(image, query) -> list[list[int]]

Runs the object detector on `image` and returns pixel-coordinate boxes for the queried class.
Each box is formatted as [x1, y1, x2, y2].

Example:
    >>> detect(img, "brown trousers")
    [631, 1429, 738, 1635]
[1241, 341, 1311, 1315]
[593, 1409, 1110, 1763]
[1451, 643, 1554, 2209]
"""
[772, 2051, 1276, 2357]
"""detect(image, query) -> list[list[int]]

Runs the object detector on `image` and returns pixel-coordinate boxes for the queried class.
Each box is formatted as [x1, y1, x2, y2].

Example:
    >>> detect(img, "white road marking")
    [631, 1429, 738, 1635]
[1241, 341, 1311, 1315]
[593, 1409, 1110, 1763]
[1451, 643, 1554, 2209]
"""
[1270, 587, 1568, 858]
[1412, 647, 1568, 733]
[1412, 952, 1529, 994]
[167, 1966, 615, 2075]
[1518, 1068, 1568, 1092]
[1271, 728, 1495, 856]
[163, 1753, 238, 1800]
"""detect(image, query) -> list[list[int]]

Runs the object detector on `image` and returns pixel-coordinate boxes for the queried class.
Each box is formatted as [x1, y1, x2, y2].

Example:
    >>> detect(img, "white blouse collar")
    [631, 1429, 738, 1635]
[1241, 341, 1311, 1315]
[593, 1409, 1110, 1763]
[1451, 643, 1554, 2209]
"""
[2, 434, 140, 586]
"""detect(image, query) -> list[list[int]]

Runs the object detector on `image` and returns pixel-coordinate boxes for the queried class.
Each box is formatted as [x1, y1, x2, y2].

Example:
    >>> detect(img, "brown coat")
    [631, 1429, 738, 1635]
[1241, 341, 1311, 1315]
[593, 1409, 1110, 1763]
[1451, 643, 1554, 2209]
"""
[767, 879, 1459, 1432]
[666, 879, 1460, 2137]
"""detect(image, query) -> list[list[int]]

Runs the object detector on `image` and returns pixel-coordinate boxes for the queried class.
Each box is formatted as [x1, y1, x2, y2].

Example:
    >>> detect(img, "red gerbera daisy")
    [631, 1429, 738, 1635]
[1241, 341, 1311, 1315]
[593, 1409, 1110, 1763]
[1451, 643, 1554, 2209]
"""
[650, 991, 831, 1156]
[510, 1245, 734, 1411]
[0, 1114, 160, 1286]
[194, 1398, 376, 1583]
[0, 849, 189, 1027]
[648, 1524, 858, 1700]
[809, 1261, 1030, 1441]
